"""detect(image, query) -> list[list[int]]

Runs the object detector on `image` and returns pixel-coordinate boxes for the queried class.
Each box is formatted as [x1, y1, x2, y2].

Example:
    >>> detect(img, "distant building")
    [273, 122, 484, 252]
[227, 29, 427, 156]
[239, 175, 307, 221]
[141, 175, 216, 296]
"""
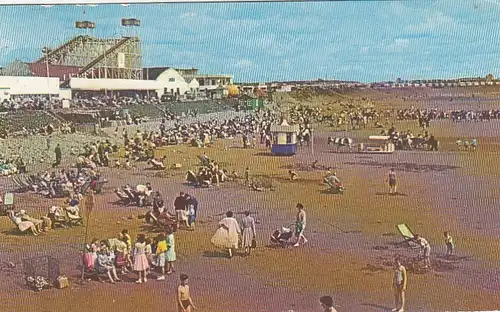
[196, 74, 233, 94]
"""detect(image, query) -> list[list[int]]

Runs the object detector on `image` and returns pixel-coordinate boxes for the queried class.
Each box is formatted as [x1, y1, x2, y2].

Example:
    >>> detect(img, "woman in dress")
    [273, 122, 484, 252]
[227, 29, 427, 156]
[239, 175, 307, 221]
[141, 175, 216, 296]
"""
[240, 211, 256, 256]
[211, 211, 241, 258]
[165, 226, 176, 275]
[133, 233, 150, 284]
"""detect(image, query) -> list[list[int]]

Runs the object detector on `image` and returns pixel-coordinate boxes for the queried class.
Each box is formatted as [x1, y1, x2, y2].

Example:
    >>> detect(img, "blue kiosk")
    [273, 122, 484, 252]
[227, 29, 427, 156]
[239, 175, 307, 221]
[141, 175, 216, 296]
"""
[270, 119, 300, 156]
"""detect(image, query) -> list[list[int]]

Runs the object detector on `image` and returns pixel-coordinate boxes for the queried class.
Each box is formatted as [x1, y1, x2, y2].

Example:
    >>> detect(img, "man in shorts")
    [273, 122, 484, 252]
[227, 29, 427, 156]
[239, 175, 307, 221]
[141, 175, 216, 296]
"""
[392, 257, 407, 312]
[294, 203, 308, 247]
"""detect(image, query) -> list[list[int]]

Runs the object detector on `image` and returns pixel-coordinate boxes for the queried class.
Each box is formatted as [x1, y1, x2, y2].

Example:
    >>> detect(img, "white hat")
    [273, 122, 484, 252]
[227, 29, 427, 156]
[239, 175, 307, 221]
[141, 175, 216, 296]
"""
[19, 210, 26, 215]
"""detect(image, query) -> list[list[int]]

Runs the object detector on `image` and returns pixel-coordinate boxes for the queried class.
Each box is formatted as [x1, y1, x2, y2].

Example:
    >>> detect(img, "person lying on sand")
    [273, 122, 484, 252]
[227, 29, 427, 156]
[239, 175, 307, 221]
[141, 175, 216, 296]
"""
[289, 170, 298, 180]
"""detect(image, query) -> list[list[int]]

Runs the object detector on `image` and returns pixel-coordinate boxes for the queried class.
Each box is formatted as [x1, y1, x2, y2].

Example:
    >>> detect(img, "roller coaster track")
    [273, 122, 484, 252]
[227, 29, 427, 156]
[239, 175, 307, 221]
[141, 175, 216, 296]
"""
[60, 37, 132, 87]
[35, 35, 86, 64]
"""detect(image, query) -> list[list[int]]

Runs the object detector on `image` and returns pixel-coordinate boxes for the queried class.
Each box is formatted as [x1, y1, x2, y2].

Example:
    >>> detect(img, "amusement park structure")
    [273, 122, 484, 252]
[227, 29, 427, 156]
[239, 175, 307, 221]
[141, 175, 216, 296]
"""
[34, 19, 143, 87]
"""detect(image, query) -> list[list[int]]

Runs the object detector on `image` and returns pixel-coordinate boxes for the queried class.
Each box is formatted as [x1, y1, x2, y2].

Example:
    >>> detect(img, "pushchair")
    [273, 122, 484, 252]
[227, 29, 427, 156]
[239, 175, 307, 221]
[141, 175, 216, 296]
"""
[270, 224, 297, 248]
[324, 179, 345, 194]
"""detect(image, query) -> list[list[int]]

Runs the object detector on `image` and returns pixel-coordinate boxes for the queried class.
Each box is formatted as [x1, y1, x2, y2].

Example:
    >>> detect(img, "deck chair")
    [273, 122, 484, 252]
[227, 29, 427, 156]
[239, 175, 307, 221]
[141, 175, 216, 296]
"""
[18, 175, 31, 187]
[186, 170, 198, 186]
[396, 224, 420, 249]
[11, 176, 22, 187]
[1, 193, 14, 215]
[93, 180, 107, 194]
[81, 253, 105, 282]
[66, 209, 83, 227]
[48, 206, 68, 229]
[149, 159, 165, 170]
[6, 210, 35, 235]
[80, 181, 92, 195]
[115, 190, 132, 206]
[122, 188, 138, 205]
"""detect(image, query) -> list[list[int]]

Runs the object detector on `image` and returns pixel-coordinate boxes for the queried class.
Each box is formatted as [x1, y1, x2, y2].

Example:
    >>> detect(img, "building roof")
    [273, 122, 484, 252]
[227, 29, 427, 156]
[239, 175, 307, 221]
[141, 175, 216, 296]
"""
[28, 63, 81, 81]
[70, 78, 159, 91]
[196, 74, 232, 78]
[142, 67, 171, 80]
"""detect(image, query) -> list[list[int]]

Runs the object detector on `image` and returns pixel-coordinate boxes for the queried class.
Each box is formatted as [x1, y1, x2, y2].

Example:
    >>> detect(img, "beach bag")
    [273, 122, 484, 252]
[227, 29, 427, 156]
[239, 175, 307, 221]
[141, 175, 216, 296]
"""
[251, 238, 257, 249]
[55, 275, 69, 289]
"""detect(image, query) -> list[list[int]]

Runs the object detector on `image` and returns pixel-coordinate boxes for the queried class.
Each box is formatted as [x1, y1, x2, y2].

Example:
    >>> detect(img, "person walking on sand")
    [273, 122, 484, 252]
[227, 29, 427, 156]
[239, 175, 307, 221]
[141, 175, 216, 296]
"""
[211, 211, 241, 258]
[240, 211, 256, 256]
[53, 144, 62, 167]
[46, 135, 52, 151]
[444, 231, 454, 257]
[319, 295, 338, 312]
[392, 257, 407, 312]
[386, 168, 397, 194]
[177, 274, 197, 312]
[294, 203, 308, 247]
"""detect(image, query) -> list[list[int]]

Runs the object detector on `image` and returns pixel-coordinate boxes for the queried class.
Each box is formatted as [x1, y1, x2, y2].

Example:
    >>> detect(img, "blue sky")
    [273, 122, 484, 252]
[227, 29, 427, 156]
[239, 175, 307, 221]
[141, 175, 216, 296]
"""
[0, 1, 499, 83]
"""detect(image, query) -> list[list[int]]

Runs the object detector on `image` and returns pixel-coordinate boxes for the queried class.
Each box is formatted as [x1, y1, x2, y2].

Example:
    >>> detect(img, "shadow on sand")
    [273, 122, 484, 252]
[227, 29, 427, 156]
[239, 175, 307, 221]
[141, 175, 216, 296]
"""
[254, 152, 294, 157]
[201, 251, 229, 259]
[375, 192, 408, 197]
[319, 189, 343, 195]
[361, 303, 392, 311]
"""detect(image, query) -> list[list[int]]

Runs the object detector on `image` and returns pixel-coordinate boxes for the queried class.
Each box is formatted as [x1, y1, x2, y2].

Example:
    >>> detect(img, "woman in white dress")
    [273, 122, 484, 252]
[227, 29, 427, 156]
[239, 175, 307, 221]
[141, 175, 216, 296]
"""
[211, 211, 241, 258]
[240, 211, 256, 256]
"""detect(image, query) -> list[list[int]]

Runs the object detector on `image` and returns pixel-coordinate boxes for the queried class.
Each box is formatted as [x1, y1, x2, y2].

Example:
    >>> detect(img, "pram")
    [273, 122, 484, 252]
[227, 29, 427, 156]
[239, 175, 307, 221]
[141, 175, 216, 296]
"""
[324, 178, 345, 194]
[270, 224, 297, 247]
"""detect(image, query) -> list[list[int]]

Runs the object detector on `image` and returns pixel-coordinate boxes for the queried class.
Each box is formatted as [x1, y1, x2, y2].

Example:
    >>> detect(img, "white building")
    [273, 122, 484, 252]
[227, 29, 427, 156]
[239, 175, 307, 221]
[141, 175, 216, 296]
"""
[0, 76, 60, 101]
[70, 67, 201, 99]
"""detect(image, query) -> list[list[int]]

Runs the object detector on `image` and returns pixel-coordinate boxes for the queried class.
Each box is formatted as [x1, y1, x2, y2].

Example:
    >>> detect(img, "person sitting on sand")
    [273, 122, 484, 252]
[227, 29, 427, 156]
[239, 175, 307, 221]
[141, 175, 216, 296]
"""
[289, 170, 298, 181]
[471, 138, 477, 151]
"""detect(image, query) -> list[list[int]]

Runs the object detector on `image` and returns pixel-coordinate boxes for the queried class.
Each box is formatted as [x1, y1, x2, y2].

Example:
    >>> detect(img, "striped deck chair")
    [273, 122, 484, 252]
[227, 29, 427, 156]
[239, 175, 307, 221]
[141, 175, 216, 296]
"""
[396, 223, 420, 249]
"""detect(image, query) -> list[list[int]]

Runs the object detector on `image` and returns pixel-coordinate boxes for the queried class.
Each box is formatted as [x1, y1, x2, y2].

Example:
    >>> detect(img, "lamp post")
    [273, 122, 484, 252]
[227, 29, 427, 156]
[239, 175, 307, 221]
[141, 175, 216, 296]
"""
[42, 47, 52, 105]
[311, 127, 314, 156]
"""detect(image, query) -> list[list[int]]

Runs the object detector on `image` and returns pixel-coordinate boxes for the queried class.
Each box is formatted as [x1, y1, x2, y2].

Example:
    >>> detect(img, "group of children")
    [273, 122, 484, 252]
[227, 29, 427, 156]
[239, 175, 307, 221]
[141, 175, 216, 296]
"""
[83, 227, 198, 311]
[455, 138, 478, 151]
[83, 227, 177, 282]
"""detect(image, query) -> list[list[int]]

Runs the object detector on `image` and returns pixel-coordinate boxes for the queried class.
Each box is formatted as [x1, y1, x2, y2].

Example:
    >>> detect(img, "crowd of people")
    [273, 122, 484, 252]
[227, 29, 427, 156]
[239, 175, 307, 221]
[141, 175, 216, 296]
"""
[1, 89, 487, 311]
